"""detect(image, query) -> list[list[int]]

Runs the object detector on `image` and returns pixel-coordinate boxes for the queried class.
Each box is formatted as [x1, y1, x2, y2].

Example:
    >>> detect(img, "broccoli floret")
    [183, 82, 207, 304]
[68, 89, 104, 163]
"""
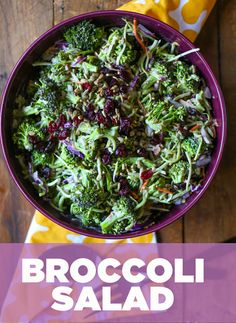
[75, 185, 105, 209]
[64, 20, 104, 51]
[182, 137, 200, 158]
[145, 101, 186, 132]
[169, 160, 188, 184]
[55, 145, 78, 168]
[35, 79, 59, 109]
[13, 122, 43, 151]
[22, 77, 60, 119]
[71, 203, 102, 226]
[71, 185, 106, 226]
[101, 197, 136, 234]
[98, 29, 137, 65]
[32, 151, 50, 167]
[127, 173, 140, 190]
[174, 61, 200, 92]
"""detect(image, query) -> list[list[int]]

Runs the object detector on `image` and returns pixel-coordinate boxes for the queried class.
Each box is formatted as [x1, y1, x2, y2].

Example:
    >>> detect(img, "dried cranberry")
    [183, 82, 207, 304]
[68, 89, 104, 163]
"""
[104, 99, 115, 115]
[119, 186, 130, 196]
[178, 125, 189, 137]
[48, 121, 58, 133]
[85, 104, 96, 121]
[118, 177, 127, 185]
[111, 117, 118, 125]
[137, 148, 147, 157]
[141, 169, 153, 181]
[104, 116, 112, 128]
[119, 117, 131, 135]
[115, 144, 127, 157]
[104, 87, 113, 97]
[82, 82, 92, 91]
[73, 116, 83, 126]
[150, 133, 164, 145]
[96, 110, 106, 125]
[58, 130, 69, 140]
[58, 114, 67, 128]
[64, 121, 72, 129]
[28, 134, 38, 144]
[119, 70, 131, 82]
[101, 149, 111, 165]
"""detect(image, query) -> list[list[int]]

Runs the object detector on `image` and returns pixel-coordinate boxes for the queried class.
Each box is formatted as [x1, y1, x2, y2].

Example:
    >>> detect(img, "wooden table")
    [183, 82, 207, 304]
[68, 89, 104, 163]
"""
[0, 0, 235, 243]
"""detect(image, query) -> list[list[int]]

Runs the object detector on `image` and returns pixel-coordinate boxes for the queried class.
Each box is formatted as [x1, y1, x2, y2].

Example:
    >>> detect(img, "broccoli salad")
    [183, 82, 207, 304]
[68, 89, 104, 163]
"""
[12, 19, 217, 234]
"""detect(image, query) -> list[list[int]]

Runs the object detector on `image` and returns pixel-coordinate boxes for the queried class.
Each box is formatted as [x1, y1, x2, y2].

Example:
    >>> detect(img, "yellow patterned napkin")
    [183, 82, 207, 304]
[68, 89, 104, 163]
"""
[26, 0, 216, 243]
[119, 0, 216, 42]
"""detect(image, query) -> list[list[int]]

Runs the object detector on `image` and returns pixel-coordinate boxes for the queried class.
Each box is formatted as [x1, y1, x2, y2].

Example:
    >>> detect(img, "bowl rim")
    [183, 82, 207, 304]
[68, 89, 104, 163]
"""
[0, 10, 227, 239]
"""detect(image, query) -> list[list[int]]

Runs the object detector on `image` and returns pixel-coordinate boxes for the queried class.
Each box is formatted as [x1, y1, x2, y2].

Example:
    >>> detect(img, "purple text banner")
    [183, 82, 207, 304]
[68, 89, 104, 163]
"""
[0, 243, 235, 323]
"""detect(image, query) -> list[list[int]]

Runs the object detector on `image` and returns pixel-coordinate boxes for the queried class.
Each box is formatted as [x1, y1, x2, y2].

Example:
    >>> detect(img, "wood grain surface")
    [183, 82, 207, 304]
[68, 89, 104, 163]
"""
[0, 0, 235, 242]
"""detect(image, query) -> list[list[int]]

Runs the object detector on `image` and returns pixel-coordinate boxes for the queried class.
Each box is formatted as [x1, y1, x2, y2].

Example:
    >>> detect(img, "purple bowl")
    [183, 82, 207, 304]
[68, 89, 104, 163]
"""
[0, 10, 227, 239]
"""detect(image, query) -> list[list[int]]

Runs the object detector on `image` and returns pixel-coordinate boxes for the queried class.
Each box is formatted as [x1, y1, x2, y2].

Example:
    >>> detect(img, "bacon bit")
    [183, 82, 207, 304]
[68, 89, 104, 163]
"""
[131, 191, 140, 200]
[141, 180, 149, 191]
[189, 124, 200, 132]
[133, 18, 148, 53]
[156, 186, 173, 195]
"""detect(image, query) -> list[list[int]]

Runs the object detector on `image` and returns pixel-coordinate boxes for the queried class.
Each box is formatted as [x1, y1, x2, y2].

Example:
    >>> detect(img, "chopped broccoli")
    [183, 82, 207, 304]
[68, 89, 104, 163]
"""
[55, 145, 79, 168]
[71, 184, 106, 226]
[101, 196, 136, 234]
[70, 203, 102, 226]
[22, 77, 60, 120]
[76, 186, 103, 209]
[13, 122, 43, 151]
[169, 160, 188, 184]
[174, 61, 200, 92]
[64, 20, 104, 51]
[182, 137, 200, 158]
[35, 79, 59, 109]
[127, 172, 140, 190]
[32, 151, 50, 167]
[145, 101, 186, 132]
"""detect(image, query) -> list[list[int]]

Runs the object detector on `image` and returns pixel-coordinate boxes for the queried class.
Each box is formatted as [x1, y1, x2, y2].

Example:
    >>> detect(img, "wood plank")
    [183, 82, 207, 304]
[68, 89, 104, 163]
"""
[54, 0, 127, 24]
[0, 0, 53, 242]
[158, 219, 183, 243]
[184, 2, 236, 242]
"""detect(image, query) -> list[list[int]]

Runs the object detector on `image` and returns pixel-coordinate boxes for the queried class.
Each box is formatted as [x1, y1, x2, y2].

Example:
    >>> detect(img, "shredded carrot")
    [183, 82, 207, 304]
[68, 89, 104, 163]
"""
[189, 124, 200, 132]
[141, 180, 149, 191]
[133, 18, 148, 53]
[156, 186, 173, 195]
[131, 191, 140, 200]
